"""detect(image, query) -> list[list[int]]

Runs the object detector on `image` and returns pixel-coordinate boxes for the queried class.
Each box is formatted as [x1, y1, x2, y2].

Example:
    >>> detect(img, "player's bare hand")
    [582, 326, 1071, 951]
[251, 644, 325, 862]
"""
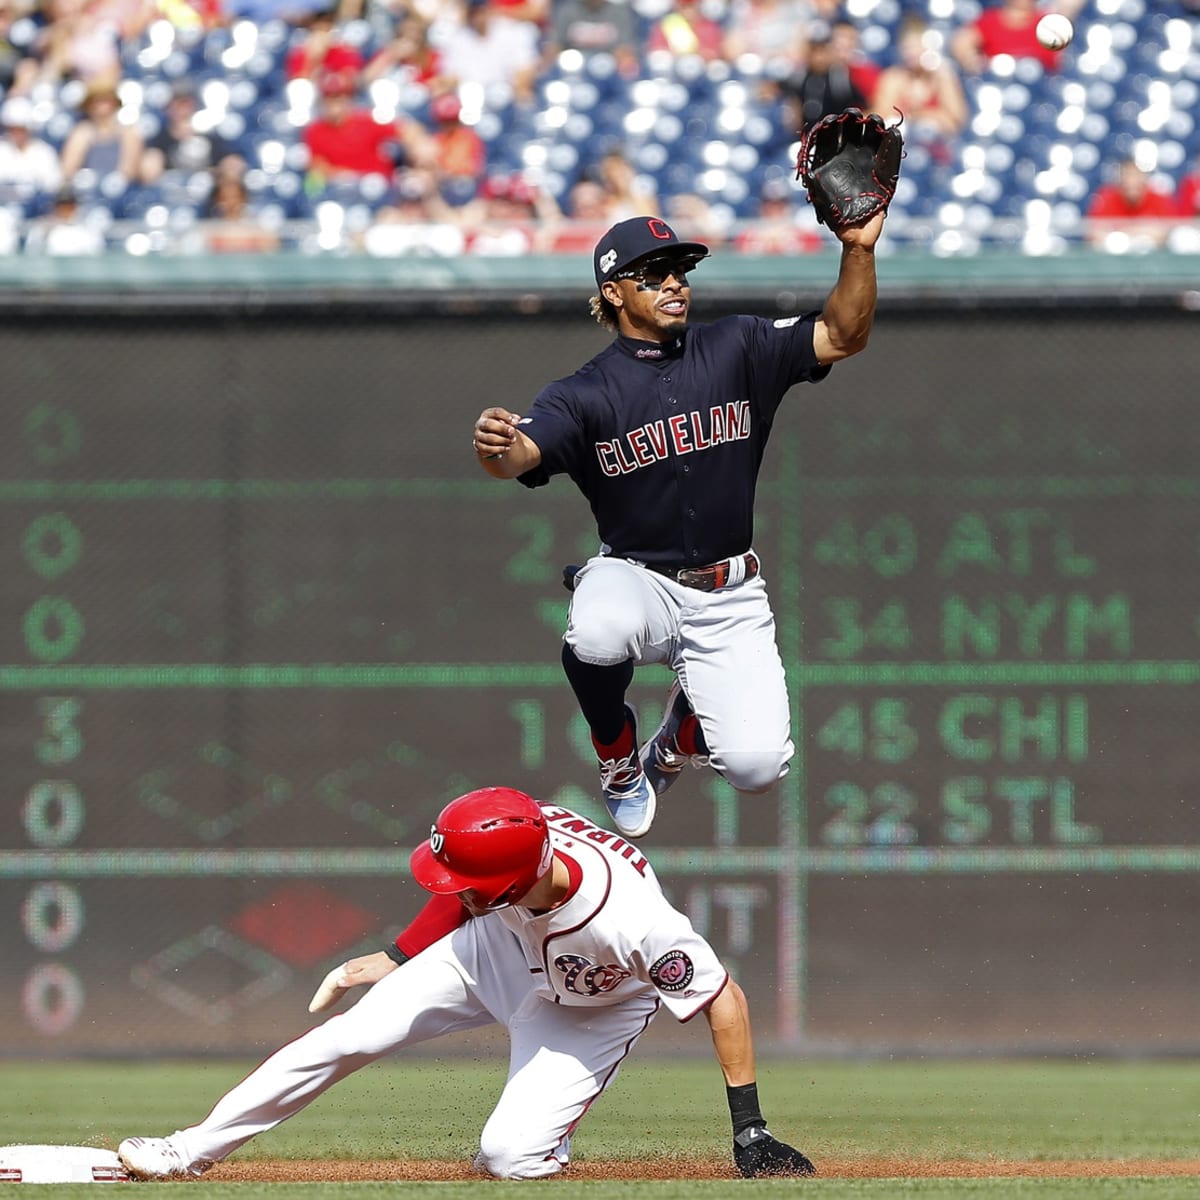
[835, 209, 886, 249]
[308, 951, 397, 1014]
[473, 407, 521, 459]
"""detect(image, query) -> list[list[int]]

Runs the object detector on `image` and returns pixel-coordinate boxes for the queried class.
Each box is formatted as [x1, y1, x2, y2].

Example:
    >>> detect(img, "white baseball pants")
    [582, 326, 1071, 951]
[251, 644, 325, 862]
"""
[171, 914, 659, 1179]
[565, 556, 794, 793]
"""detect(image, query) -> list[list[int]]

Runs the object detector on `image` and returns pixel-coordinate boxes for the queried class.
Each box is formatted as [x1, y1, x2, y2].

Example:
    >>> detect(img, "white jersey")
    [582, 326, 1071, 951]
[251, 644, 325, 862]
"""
[495, 805, 728, 1020]
[154, 802, 735, 1180]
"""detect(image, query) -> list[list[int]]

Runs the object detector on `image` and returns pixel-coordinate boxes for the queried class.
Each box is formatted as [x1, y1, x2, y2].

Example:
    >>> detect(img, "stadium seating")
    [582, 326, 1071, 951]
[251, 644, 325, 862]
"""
[1, 0, 1197, 252]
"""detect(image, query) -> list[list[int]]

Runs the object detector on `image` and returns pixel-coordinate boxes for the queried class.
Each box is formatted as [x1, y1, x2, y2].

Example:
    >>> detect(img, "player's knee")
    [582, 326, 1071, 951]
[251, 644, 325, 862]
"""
[718, 751, 789, 795]
[565, 616, 641, 665]
[474, 1136, 564, 1180]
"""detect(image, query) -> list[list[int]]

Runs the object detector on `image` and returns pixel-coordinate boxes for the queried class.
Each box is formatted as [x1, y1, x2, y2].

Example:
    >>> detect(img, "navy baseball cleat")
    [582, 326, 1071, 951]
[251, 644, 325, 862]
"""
[641, 681, 709, 796]
[596, 705, 657, 838]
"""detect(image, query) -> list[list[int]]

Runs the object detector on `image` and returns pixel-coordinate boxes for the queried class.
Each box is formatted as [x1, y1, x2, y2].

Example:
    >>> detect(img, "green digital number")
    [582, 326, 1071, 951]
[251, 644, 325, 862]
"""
[820, 598, 912, 659]
[22, 513, 83, 580]
[35, 698, 83, 765]
[816, 699, 917, 763]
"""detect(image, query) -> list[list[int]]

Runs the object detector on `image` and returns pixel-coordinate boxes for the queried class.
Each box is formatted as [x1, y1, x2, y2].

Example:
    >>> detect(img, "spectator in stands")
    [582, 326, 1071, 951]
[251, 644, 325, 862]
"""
[488, 0, 548, 28]
[950, 0, 1081, 75]
[870, 15, 967, 159]
[733, 176, 821, 254]
[303, 69, 434, 186]
[722, 0, 813, 91]
[285, 6, 365, 81]
[831, 19, 880, 101]
[589, 146, 657, 221]
[428, 90, 485, 203]
[140, 80, 236, 183]
[647, 0, 725, 62]
[58, 78, 143, 185]
[436, 0, 540, 107]
[34, 0, 123, 87]
[363, 14, 444, 90]
[22, 183, 105, 253]
[542, 0, 639, 78]
[464, 170, 561, 254]
[1085, 157, 1180, 249]
[1, 1, 29, 92]
[663, 188, 726, 246]
[782, 21, 866, 132]
[0, 94, 63, 200]
[1177, 152, 1200, 217]
[154, 0, 225, 32]
[199, 160, 280, 252]
[550, 175, 613, 251]
[365, 167, 466, 257]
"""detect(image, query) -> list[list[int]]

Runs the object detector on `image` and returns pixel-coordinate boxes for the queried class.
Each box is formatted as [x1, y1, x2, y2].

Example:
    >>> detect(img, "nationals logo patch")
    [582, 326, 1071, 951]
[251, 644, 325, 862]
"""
[649, 949, 694, 992]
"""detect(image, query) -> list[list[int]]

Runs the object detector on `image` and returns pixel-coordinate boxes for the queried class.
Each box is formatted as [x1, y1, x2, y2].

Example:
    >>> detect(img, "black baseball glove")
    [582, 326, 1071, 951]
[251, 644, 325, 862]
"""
[795, 107, 904, 230]
[732, 1125, 817, 1178]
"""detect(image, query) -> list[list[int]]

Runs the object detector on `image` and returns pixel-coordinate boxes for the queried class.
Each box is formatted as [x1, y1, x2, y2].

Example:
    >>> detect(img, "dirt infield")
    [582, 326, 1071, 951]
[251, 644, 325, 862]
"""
[210, 1157, 1200, 1182]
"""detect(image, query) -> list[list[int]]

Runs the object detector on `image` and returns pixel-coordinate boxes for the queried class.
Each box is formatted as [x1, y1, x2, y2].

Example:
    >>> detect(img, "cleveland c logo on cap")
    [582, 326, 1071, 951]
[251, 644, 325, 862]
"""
[647, 219, 672, 239]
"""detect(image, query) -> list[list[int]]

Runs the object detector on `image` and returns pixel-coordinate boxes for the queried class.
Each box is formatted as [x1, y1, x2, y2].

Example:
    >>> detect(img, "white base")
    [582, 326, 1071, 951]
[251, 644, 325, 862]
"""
[0, 1145, 130, 1183]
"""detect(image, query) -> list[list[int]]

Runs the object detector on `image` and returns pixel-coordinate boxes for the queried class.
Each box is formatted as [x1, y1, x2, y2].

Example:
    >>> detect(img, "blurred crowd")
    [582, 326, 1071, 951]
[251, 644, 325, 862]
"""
[0, 0, 1198, 255]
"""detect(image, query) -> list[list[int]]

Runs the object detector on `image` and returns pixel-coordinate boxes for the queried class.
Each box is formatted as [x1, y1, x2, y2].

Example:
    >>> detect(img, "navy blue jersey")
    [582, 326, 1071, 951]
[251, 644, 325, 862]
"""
[516, 313, 830, 566]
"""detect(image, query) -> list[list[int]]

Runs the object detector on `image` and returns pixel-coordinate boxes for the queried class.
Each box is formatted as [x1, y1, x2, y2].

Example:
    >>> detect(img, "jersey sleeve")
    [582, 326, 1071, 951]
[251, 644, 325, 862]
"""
[514, 382, 587, 489]
[632, 906, 729, 1021]
[394, 891, 471, 958]
[737, 313, 831, 410]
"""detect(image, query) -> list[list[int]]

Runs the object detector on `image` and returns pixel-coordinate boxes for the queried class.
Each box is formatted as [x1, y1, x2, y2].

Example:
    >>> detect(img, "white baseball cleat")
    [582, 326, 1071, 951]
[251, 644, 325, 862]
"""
[117, 1137, 212, 1181]
[640, 680, 709, 796]
[596, 705, 657, 839]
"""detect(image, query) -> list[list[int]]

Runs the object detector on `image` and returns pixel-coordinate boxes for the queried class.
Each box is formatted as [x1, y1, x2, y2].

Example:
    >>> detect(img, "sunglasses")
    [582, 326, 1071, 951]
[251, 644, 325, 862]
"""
[615, 255, 703, 289]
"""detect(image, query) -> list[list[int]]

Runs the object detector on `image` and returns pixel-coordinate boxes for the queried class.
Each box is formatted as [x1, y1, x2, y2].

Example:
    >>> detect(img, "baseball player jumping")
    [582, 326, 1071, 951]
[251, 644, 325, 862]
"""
[472, 206, 886, 838]
[118, 787, 816, 1181]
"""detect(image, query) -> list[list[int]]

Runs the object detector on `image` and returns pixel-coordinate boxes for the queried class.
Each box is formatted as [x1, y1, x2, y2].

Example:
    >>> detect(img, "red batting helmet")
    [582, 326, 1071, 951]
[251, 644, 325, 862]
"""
[410, 787, 553, 910]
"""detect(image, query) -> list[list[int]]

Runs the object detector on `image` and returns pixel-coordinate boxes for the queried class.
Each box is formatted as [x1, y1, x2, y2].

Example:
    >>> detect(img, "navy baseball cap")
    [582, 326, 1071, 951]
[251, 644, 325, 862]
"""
[593, 216, 709, 288]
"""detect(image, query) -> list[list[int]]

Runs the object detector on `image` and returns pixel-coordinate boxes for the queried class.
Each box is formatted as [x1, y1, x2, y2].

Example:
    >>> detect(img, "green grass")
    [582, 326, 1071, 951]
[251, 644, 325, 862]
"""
[2, 1059, 1199, 1199]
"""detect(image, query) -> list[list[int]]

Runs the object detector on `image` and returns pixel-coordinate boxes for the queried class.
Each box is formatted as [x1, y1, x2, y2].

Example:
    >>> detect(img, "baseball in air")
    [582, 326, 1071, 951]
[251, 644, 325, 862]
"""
[1035, 12, 1074, 50]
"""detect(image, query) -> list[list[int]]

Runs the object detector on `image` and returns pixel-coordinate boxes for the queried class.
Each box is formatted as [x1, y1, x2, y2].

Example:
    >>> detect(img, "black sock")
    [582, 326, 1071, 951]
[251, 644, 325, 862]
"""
[561, 644, 635, 745]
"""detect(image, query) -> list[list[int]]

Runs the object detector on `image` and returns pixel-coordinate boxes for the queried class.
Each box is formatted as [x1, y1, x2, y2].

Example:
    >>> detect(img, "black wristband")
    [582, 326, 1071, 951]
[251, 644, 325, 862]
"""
[726, 1082, 764, 1134]
[383, 943, 410, 967]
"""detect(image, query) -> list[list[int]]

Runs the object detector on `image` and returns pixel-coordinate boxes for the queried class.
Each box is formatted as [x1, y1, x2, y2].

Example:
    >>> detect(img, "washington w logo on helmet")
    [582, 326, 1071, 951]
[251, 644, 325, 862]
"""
[410, 788, 552, 911]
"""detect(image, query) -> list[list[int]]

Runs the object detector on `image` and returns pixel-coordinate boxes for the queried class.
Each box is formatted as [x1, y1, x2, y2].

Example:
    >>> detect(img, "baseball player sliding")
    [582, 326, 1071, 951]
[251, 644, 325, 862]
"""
[472, 197, 889, 840]
[118, 787, 816, 1180]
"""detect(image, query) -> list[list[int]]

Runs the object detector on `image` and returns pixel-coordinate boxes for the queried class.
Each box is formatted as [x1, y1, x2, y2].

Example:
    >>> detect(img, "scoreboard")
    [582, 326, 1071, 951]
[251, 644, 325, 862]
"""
[2, 306, 1199, 1055]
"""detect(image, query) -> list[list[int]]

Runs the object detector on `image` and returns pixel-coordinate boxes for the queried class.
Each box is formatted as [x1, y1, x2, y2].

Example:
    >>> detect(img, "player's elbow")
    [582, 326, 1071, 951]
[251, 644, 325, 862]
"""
[814, 317, 872, 364]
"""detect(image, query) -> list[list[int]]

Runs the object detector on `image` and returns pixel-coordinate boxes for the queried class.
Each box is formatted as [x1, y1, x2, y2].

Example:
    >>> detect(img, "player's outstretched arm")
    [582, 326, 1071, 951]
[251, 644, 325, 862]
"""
[472, 406, 543, 479]
[308, 951, 397, 1013]
[703, 980, 817, 1178]
[811, 215, 883, 365]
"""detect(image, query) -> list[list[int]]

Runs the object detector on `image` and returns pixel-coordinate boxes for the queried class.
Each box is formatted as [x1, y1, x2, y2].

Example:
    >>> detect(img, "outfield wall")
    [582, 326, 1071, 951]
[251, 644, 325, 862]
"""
[2, 259, 1199, 1056]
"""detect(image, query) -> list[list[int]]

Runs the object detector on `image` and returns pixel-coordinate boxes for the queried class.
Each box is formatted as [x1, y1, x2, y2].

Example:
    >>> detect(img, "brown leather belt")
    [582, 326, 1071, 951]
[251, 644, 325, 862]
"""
[650, 552, 760, 592]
